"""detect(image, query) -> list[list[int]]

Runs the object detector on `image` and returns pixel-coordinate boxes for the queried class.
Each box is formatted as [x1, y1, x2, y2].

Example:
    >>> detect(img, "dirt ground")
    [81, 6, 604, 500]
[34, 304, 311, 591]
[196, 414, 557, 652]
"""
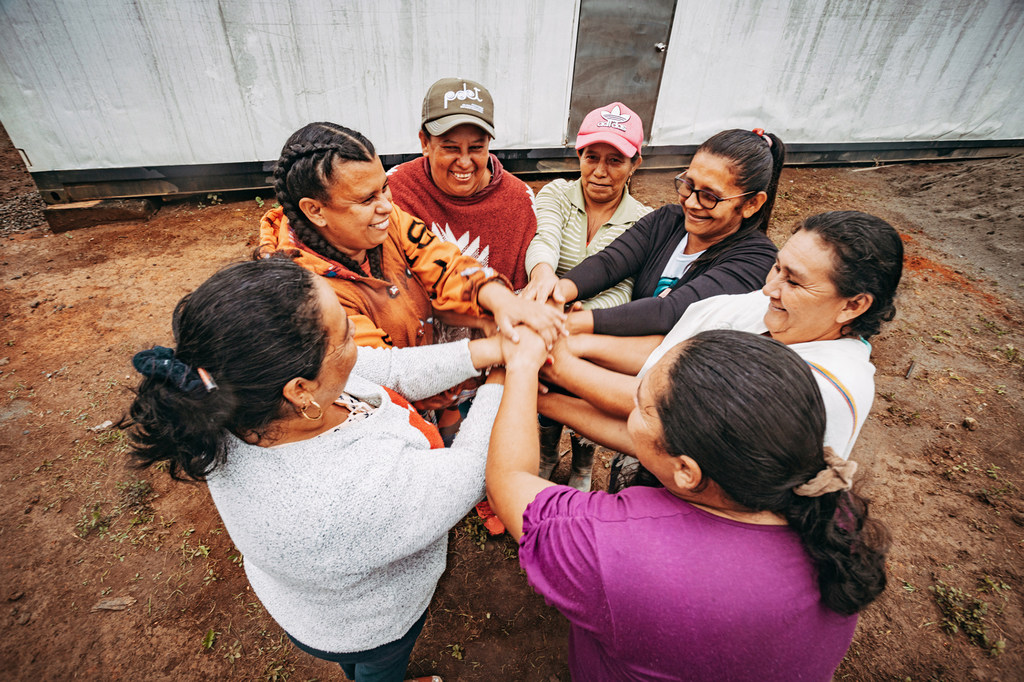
[1, 120, 1022, 680]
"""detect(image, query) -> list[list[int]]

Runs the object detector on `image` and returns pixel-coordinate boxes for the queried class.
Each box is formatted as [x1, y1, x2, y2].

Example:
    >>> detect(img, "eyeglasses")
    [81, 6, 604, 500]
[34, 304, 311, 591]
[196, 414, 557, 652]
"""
[674, 173, 756, 210]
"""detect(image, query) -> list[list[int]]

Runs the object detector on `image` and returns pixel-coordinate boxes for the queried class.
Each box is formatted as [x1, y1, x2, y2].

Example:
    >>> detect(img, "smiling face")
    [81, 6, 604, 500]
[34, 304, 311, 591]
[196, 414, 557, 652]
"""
[627, 356, 686, 491]
[762, 229, 871, 344]
[627, 363, 665, 463]
[678, 152, 765, 252]
[299, 156, 393, 263]
[419, 124, 492, 197]
[578, 143, 639, 207]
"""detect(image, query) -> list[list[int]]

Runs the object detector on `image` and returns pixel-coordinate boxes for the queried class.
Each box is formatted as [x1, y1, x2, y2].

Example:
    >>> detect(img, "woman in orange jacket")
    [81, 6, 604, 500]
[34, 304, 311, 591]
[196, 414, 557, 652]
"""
[259, 121, 564, 352]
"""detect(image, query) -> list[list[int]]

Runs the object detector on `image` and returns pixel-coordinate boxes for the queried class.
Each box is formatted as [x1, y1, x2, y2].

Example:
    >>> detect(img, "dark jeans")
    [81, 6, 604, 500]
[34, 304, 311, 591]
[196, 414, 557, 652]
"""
[287, 609, 428, 682]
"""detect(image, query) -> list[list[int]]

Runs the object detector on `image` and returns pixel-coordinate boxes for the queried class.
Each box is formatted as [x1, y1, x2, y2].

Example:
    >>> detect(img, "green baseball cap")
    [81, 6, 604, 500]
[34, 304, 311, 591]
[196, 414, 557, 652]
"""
[421, 78, 496, 138]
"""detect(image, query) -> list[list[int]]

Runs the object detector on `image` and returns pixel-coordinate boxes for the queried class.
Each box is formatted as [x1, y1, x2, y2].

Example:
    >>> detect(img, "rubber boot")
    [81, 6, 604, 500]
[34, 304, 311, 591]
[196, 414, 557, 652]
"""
[567, 433, 596, 491]
[538, 422, 564, 480]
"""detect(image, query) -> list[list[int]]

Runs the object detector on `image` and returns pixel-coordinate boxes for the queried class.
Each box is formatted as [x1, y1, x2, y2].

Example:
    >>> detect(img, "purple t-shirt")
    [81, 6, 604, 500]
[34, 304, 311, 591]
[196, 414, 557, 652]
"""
[519, 486, 857, 681]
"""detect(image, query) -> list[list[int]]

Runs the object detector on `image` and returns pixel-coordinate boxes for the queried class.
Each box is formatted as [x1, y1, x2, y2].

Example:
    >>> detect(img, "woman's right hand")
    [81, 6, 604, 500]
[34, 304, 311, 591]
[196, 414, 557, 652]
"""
[552, 278, 578, 306]
[500, 325, 548, 374]
[522, 264, 562, 304]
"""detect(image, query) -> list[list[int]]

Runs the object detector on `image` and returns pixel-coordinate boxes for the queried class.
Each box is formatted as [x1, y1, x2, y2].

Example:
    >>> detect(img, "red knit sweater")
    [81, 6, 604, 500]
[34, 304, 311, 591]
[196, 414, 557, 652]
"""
[387, 155, 536, 290]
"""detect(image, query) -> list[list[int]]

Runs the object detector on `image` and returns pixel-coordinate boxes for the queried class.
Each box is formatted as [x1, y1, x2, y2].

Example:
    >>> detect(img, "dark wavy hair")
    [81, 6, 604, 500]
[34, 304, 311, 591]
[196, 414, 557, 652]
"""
[267, 122, 387, 279]
[797, 211, 903, 339]
[121, 258, 328, 480]
[653, 329, 889, 615]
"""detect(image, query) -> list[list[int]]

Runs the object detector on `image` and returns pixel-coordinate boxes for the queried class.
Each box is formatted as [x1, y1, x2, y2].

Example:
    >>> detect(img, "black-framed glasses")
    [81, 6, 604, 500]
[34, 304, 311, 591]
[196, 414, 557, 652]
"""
[674, 173, 755, 210]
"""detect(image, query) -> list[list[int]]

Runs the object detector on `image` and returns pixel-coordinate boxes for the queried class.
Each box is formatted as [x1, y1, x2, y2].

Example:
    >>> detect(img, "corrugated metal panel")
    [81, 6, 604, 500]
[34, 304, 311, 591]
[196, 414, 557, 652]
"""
[0, 0, 579, 171]
[568, 0, 677, 143]
[651, 0, 1024, 145]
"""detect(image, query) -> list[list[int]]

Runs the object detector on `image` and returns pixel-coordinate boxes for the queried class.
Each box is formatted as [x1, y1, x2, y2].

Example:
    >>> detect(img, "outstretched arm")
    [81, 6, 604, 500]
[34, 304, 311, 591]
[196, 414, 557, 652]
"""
[540, 338, 639, 419]
[565, 333, 664, 375]
[485, 328, 556, 541]
[589, 237, 777, 336]
[477, 281, 566, 348]
[537, 393, 633, 454]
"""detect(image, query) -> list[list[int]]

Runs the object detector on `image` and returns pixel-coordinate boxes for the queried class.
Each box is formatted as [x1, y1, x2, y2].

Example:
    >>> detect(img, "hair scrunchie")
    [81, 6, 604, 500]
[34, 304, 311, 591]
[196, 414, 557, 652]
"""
[751, 128, 773, 148]
[132, 346, 217, 393]
[792, 447, 857, 497]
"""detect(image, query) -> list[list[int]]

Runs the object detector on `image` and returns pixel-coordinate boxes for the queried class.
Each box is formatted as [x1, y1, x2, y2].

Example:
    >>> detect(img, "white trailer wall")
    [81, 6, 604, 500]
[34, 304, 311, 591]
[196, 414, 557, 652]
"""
[0, 0, 1021, 177]
[652, 0, 1024, 145]
[0, 0, 578, 171]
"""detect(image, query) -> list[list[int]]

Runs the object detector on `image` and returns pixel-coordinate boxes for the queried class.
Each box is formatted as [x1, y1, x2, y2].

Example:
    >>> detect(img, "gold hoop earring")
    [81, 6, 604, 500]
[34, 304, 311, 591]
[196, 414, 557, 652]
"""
[300, 399, 323, 421]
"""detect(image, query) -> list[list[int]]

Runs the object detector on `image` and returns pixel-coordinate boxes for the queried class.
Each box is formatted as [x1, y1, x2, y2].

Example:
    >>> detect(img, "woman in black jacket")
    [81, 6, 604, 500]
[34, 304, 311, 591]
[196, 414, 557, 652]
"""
[556, 128, 785, 336]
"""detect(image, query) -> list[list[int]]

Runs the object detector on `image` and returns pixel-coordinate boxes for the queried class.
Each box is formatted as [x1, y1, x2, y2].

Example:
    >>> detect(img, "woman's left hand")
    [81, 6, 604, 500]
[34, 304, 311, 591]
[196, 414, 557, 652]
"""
[497, 297, 566, 348]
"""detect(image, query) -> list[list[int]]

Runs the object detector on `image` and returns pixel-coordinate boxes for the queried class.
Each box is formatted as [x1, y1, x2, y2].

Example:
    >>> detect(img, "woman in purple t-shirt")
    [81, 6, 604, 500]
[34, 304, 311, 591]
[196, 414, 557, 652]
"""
[485, 328, 888, 681]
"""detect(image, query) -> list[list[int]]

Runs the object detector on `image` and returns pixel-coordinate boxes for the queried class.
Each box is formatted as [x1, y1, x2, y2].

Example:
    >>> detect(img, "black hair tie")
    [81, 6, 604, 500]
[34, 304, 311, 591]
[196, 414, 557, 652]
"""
[132, 346, 217, 393]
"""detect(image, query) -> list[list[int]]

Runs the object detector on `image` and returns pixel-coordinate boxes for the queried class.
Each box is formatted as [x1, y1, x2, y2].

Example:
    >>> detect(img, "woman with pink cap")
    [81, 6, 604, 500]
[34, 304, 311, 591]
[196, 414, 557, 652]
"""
[521, 102, 653, 491]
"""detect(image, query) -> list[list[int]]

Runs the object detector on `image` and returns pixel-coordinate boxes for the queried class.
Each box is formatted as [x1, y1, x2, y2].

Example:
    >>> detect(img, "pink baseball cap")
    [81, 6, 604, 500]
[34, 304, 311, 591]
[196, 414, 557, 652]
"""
[574, 102, 644, 157]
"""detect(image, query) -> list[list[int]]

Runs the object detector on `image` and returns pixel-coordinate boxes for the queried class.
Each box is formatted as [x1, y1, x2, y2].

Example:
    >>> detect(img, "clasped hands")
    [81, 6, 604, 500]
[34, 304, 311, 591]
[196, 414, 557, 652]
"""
[517, 265, 593, 336]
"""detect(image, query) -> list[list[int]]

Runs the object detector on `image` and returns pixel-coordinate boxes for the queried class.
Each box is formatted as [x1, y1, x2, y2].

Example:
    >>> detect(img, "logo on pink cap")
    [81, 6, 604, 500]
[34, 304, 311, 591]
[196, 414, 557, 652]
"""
[597, 105, 631, 132]
[575, 102, 644, 157]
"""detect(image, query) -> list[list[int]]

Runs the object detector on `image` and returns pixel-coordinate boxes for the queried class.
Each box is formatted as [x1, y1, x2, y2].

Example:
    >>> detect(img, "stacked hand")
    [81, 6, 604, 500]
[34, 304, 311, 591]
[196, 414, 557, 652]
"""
[521, 265, 579, 310]
[500, 325, 548, 374]
[520, 264, 564, 305]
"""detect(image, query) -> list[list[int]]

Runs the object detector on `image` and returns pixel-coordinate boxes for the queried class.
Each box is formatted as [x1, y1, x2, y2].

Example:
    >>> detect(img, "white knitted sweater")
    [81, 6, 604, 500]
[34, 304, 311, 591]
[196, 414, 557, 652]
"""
[205, 340, 501, 652]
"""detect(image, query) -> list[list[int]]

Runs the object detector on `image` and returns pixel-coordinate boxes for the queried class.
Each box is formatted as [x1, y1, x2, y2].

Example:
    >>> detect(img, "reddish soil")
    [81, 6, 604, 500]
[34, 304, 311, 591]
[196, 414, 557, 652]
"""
[1, 125, 1022, 680]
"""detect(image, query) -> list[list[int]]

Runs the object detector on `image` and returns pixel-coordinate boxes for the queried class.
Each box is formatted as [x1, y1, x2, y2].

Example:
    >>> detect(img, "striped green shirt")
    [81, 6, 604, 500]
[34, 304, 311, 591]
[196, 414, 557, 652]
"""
[525, 178, 653, 310]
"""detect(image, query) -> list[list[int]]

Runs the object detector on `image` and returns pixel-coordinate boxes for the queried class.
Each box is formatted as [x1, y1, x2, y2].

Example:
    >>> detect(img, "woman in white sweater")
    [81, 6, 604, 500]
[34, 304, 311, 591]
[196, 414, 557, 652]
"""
[538, 211, 904, 491]
[123, 258, 521, 682]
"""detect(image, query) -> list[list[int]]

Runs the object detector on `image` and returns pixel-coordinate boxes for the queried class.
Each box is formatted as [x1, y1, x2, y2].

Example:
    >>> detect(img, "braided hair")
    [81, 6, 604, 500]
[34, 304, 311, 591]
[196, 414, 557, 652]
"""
[271, 122, 387, 279]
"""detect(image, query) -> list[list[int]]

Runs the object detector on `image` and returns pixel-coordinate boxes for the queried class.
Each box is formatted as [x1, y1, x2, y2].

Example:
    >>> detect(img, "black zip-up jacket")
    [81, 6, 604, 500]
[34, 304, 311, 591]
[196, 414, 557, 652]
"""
[564, 204, 778, 336]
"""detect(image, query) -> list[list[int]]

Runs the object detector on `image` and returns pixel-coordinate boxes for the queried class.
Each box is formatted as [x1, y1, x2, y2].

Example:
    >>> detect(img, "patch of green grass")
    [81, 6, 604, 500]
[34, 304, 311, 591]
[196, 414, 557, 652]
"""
[73, 478, 155, 540]
[460, 515, 489, 550]
[977, 576, 1011, 601]
[117, 478, 155, 526]
[930, 580, 1005, 655]
[95, 429, 130, 456]
[201, 627, 218, 651]
[263, 659, 294, 681]
[223, 639, 242, 664]
[75, 502, 114, 538]
[977, 315, 1008, 337]
[997, 344, 1020, 364]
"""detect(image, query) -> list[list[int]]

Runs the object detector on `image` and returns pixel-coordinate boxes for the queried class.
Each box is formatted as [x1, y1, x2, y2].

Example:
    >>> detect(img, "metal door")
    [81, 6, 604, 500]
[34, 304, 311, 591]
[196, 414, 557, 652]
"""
[567, 0, 677, 148]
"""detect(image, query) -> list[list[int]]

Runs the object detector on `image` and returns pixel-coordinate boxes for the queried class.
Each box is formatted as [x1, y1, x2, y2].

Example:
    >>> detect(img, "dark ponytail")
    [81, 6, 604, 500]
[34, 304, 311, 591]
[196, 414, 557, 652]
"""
[121, 258, 329, 480]
[653, 330, 888, 614]
[684, 129, 785, 270]
[782, 490, 889, 615]
[269, 122, 387, 280]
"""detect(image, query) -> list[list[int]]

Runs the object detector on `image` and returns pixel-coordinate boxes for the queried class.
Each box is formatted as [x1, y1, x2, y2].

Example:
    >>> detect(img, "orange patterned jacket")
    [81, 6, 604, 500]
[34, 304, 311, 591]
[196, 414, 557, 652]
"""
[259, 205, 508, 348]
